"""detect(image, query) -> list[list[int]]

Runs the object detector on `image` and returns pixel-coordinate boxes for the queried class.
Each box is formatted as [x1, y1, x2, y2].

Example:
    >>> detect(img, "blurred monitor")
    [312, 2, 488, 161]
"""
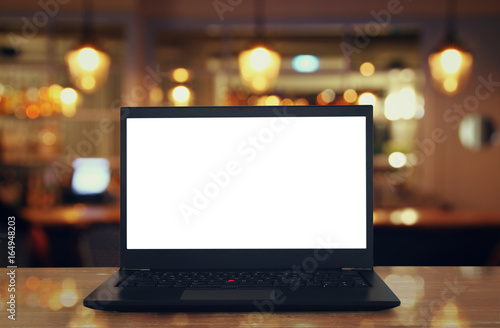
[62, 158, 113, 204]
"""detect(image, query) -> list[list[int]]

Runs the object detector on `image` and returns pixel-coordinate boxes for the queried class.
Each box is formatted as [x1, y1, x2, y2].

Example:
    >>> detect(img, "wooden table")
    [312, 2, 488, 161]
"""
[20, 205, 500, 228]
[1, 267, 499, 327]
[21, 204, 120, 226]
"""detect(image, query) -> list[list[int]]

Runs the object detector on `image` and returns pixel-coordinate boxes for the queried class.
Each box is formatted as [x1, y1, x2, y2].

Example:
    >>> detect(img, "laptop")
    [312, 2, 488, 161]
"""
[84, 105, 400, 311]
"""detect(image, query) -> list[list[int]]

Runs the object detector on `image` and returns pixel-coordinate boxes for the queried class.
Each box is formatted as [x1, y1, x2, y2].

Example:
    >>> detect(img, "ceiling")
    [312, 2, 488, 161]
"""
[1, 0, 500, 23]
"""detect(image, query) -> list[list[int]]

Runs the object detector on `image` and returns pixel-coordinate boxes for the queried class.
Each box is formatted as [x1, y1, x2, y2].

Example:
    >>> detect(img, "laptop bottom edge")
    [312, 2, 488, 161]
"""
[83, 270, 400, 312]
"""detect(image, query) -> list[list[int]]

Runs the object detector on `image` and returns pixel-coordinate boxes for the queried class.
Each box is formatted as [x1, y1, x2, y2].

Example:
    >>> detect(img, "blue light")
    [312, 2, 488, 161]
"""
[72, 158, 111, 195]
[292, 55, 319, 73]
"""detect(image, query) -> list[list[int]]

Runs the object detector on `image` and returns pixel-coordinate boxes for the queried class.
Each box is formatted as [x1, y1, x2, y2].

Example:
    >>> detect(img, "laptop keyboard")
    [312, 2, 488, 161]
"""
[117, 270, 369, 288]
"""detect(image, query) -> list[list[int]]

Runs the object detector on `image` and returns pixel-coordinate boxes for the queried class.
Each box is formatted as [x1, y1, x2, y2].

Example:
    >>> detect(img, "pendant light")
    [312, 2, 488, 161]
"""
[65, 0, 110, 94]
[428, 0, 473, 96]
[238, 0, 281, 94]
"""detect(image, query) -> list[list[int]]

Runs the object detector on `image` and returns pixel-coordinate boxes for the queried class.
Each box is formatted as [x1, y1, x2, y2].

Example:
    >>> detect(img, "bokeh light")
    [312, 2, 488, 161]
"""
[388, 152, 407, 168]
[172, 86, 190, 103]
[343, 89, 358, 103]
[149, 87, 164, 104]
[26, 276, 41, 291]
[62, 104, 77, 117]
[441, 49, 462, 74]
[81, 76, 96, 90]
[26, 87, 39, 102]
[249, 47, 272, 71]
[295, 98, 309, 105]
[400, 208, 419, 225]
[443, 78, 458, 93]
[60, 290, 78, 307]
[280, 98, 294, 106]
[358, 92, 376, 106]
[292, 55, 319, 73]
[60, 88, 78, 104]
[77, 47, 99, 70]
[173, 68, 190, 83]
[26, 104, 40, 119]
[360, 62, 375, 77]
[48, 84, 63, 102]
[265, 95, 280, 106]
[42, 131, 57, 146]
[317, 89, 335, 105]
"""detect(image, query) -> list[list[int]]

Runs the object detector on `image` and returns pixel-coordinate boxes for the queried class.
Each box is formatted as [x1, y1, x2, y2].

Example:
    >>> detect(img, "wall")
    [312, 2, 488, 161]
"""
[418, 17, 500, 210]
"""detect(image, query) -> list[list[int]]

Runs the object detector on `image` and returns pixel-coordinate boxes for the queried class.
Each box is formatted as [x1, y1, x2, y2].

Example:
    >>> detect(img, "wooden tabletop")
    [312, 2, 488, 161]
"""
[1, 267, 499, 327]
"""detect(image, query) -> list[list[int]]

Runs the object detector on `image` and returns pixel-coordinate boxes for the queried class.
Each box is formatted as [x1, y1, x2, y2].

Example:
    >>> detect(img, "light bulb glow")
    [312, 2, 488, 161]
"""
[441, 49, 462, 74]
[239, 46, 281, 94]
[358, 92, 376, 106]
[172, 86, 190, 103]
[388, 152, 407, 168]
[60, 88, 77, 104]
[399, 88, 417, 119]
[443, 78, 458, 92]
[249, 47, 272, 71]
[77, 47, 99, 71]
[384, 88, 417, 120]
[81, 76, 96, 90]
[65, 46, 111, 94]
[400, 208, 419, 225]
[251, 76, 268, 91]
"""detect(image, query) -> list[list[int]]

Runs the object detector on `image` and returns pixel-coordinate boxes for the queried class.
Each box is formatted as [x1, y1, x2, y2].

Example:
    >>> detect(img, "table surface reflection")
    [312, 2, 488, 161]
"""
[0, 267, 499, 327]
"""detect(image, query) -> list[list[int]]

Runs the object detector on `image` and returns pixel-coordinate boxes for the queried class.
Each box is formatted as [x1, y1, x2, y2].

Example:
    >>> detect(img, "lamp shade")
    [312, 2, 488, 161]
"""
[65, 45, 110, 94]
[239, 45, 281, 94]
[428, 45, 473, 96]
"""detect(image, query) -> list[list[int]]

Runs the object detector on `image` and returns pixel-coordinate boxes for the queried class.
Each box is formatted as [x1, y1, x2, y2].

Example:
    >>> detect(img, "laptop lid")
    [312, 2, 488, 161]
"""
[120, 106, 373, 270]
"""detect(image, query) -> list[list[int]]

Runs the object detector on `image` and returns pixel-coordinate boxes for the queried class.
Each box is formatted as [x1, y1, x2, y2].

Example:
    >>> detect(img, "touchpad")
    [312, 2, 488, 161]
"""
[181, 288, 276, 301]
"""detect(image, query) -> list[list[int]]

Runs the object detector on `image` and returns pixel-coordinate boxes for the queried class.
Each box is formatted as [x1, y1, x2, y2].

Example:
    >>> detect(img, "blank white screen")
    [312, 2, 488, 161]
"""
[127, 116, 366, 249]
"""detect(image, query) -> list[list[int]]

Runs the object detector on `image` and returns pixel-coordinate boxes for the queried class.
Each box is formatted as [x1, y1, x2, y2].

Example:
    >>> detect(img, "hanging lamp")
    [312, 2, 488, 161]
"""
[238, 0, 281, 94]
[65, 0, 110, 94]
[428, 0, 473, 96]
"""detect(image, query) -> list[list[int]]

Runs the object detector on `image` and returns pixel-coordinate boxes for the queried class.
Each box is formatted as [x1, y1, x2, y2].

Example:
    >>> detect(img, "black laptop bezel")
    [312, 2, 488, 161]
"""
[120, 106, 374, 270]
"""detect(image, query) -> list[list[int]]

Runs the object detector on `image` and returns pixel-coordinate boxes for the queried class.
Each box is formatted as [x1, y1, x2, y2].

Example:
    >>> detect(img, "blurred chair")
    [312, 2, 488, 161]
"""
[78, 223, 120, 267]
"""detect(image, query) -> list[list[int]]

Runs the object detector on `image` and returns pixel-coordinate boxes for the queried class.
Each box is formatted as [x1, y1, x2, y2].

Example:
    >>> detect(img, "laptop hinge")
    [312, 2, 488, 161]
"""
[342, 268, 372, 271]
[122, 268, 150, 271]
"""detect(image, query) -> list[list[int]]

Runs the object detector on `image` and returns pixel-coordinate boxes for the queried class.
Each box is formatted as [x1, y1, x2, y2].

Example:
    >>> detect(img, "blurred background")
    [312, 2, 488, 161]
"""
[0, 0, 499, 267]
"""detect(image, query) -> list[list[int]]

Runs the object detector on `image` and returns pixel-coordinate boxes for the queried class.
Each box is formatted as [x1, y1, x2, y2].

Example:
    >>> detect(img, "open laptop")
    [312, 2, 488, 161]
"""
[84, 105, 400, 311]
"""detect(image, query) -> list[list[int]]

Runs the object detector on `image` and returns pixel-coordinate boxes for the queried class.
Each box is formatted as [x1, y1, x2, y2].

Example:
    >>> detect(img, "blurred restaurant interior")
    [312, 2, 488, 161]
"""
[0, 0, 499, 267]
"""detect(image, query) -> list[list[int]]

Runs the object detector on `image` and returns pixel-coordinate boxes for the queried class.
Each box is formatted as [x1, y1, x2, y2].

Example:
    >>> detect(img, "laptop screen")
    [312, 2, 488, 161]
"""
[126, 115, 366, 250]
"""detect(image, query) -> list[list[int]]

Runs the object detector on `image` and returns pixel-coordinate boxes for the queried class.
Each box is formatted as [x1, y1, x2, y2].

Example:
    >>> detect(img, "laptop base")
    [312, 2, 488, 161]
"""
[84, 269, 400, 312]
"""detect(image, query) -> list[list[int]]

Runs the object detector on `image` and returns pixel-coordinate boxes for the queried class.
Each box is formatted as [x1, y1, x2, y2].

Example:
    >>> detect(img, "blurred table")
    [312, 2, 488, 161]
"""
[374, 208, 500, 228]
[19, 205, 120, 266]
[17, 206, 500, 266]
[0, 266, 499, 327]
[20, 205, 500, 228]
[21, 204, 120, 226]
